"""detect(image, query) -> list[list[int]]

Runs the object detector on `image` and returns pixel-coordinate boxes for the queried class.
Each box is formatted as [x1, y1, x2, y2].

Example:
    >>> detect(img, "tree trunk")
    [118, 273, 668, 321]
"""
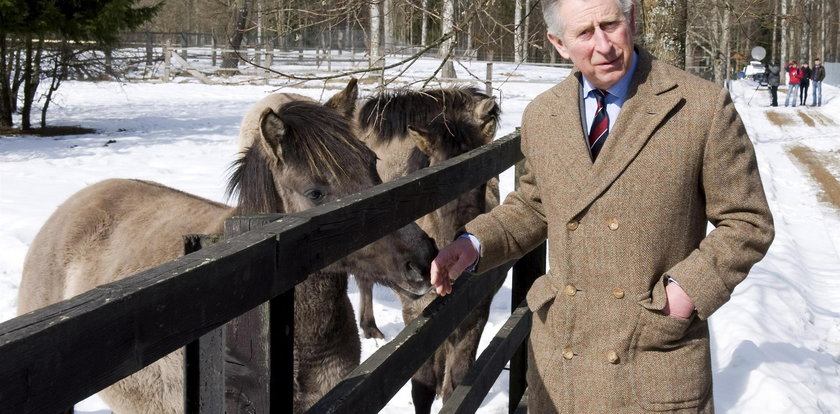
[722, 7, 730, 86]
[383, 0, 393, 53]
[639, 0, 687, 69]
[421, 0, 429, 47]
[781, 0, 787, 75]
[801, 0, 811, 62]
[819, 0, 829, 59]
[369, 0, 381, 66]
[41, 42, 70, 128]
[440, 0, 456, 78]
[0, 35, 13, 128]
[772, 0, 779, 64]
[221, 0, 251, 70]
[21, 36, 43, 131]
[514, 0, 523, 63]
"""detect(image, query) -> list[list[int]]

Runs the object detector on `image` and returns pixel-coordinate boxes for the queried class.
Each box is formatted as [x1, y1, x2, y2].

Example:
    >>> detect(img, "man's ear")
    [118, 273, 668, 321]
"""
[547, 33, 570, 60]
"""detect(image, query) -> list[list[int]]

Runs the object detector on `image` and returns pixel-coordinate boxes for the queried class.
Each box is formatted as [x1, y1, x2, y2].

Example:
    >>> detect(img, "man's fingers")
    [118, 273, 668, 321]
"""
[430, 237, 479, 296]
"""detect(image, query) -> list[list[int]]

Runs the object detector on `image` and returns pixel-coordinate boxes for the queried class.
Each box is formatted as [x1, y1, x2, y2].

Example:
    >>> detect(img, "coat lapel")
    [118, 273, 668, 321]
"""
[560, 48, 683, 221]
[544, 73, 591, 193]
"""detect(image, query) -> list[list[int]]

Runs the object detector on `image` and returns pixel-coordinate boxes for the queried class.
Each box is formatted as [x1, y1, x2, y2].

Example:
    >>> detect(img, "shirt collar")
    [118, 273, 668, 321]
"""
[582, 50, 638, 100]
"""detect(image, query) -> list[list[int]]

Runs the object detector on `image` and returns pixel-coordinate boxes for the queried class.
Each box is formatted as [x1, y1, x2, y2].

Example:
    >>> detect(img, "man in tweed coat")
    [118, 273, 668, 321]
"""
[430, 0, 775, 412]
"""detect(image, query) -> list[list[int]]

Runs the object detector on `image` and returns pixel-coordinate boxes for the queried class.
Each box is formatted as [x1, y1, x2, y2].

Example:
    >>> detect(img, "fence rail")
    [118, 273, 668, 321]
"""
[0, 130, 543, 413]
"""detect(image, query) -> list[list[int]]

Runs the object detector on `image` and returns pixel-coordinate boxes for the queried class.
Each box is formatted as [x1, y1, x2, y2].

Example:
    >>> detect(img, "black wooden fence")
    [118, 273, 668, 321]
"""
[0, 130, 546, 413]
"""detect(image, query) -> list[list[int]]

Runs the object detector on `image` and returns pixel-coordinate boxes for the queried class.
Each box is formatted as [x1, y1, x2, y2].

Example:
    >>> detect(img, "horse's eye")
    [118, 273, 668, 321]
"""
[304, 188, 326, 202]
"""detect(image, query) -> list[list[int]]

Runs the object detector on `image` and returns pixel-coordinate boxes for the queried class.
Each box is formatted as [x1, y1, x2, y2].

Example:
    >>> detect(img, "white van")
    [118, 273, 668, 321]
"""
[743, 61, 767, 85]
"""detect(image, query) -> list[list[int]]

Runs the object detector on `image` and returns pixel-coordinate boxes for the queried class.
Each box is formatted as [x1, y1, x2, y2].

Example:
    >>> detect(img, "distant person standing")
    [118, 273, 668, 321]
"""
[811, 59, 825, 107]
[799, 63, 811, 106]
[765, 61, 780, 107]
[784, 60, 801, 107]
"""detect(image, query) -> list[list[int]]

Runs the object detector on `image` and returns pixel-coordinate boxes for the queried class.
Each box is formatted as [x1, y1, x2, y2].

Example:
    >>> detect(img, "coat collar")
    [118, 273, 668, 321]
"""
[545, 46, 683, 221]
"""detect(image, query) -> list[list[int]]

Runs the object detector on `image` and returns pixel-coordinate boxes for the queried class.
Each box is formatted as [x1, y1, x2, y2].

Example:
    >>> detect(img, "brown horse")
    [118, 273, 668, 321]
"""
[353, 86, 503, 413]
[17, 80, 437, 414]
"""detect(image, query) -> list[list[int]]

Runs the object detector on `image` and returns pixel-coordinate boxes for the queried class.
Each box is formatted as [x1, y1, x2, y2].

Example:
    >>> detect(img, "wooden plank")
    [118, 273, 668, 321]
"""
[282, 132, 522, 266]
[223, 215, 292, 414]
[0, 221, 292, 414]
[183, 234, 225, 413]
[513, 388, 529, 414]
[170, 50, 214, 84]
[509, 148, 545, 413]
[0, 132, 522, 413]
[439, 301, 532, 414]
[307, 262, 512, 414]
[509, 251, 545, 411]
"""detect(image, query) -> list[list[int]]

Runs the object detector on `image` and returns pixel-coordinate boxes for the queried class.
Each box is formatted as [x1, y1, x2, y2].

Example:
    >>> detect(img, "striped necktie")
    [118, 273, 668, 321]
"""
[588, 89, 609, 161]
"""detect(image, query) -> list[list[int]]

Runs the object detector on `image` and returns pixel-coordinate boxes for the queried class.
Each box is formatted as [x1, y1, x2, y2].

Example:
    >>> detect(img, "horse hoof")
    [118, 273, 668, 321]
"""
[363, 327, 385, 339]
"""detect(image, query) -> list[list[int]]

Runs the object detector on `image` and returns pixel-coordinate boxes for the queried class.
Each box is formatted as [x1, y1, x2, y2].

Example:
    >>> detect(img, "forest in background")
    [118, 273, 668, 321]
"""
[2, 0, 838, 130]
[135, 0, 838, 80]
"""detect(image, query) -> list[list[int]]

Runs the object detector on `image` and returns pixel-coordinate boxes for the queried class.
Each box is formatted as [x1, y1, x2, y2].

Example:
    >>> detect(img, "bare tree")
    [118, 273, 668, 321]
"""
[221, 0, 252, 70]
[439, 0, 456, 78]
[514, 0, 523, 63]
[639, 0, 688, 69]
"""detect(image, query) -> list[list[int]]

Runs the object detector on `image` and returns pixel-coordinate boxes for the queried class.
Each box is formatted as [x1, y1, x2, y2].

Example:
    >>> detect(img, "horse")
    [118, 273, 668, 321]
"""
[353, 86, 503, 413]
[16, 79, 438, 414]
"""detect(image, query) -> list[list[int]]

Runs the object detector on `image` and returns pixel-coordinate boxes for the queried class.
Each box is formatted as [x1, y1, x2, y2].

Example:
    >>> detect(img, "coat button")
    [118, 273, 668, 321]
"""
[562, 348, 574, 360]
[608, 219, 619, 231]
[567, 220, 579, 231]
[564, 284, 577, 297]
[607, 351, 620, 364]
[612, 288, 625, 299]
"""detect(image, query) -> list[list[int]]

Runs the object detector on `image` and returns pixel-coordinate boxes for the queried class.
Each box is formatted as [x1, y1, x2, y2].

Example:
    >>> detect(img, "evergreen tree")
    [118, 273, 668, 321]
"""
[1, 0, 160, 129]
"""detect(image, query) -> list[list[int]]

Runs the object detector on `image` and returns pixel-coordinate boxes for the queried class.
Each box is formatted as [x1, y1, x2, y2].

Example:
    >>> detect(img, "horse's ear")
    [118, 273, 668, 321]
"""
[408, 125, 434, 157]
[474, 97, 499, 143]
[258, 107, 285, 162]
[325, 77, 359, 118]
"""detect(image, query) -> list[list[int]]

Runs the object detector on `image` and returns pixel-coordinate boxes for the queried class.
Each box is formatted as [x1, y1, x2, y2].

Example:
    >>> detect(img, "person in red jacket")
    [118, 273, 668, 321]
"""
[785, 60, 801, 107]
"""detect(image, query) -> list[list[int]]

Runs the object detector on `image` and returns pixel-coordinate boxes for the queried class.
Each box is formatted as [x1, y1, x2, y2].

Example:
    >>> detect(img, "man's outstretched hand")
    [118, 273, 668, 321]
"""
[430, 237, 478, 296]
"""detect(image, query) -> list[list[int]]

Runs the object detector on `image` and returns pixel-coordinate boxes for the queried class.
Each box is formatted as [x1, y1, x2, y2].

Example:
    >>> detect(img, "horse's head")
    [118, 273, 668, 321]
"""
[356, 87, 500, 183]
[228, 81, 435, 295]
[405, 117, 489, 248]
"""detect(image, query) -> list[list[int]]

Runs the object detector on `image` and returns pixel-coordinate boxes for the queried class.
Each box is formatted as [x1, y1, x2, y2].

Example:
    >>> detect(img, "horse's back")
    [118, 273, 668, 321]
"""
[18, 178, 231, 315]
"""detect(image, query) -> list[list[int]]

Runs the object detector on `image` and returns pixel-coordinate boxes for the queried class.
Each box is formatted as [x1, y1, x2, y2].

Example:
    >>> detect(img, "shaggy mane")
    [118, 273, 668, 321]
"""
[406, 116, 485, 175]
[358, 87, 499, 144]
[226, 100, 377, 214]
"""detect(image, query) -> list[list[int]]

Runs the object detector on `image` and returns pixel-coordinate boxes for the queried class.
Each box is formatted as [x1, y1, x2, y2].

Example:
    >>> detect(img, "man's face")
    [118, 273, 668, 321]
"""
[547, 0, 635, 90]
[815, 60, 821, 67]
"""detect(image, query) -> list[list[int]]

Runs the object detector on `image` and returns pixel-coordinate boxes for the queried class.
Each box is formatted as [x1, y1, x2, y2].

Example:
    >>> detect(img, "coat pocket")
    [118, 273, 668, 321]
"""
[526, 274, 558, 313]
[630, 307, 711, 411]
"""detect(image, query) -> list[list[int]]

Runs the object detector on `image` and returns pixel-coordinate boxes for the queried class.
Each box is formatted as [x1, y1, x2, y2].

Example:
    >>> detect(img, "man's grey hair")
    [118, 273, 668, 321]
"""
[542, 0, 635, 38]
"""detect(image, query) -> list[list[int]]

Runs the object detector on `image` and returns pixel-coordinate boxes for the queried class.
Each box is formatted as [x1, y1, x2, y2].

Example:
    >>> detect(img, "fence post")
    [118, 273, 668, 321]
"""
[223, 215, 294, 414]
[163, 40, 171, 82]
[509, 149, 545, 413]
[485, 62, 493, 96]
[145, 31, 153, 65]
[211, 36, 217, 67]
[104, 47, 113, 77]
[183, 234, 225, 413]
[264, 47, 273, 84]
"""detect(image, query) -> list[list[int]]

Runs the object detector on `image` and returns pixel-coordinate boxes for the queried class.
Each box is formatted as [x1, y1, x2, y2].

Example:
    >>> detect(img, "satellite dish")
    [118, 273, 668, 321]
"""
[751, 46, 766, 61]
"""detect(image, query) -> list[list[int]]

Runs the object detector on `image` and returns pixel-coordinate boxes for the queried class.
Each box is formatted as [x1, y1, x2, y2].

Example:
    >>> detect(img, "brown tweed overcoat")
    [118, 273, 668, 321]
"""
[464, 47, 775, 413]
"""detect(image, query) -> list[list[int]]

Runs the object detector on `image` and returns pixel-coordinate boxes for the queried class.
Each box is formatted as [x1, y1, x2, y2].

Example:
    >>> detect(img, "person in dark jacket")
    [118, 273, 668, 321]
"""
[799, 63, 812, 106]
[765, 61, 780, 107]
[812, 59, 826, 107]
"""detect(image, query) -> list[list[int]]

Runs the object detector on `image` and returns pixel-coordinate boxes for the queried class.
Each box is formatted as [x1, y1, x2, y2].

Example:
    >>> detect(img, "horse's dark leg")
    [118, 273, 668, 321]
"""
[411, 376, 437, 414]
[440, 267, 504, 402]
[356, 278, 385, 339]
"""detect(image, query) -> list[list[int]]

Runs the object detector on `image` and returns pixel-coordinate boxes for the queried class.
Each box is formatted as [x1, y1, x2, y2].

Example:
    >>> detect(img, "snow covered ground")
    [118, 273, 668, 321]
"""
[1, 56, 839, 413]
